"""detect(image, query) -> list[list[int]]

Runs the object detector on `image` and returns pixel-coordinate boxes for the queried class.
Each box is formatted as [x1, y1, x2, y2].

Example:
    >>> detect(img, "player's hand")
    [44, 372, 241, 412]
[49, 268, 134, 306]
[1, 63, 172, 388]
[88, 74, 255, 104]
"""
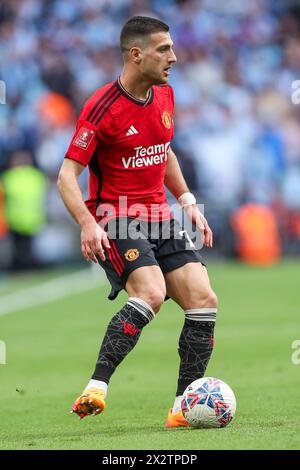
[184, 204, 213, 248]
[80, 219, 110, 263]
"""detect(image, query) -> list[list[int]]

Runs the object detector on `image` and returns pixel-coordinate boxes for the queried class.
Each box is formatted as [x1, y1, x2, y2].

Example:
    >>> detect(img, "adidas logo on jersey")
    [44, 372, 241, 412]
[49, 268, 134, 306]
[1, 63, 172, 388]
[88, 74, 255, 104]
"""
[126, 125, 139, 136]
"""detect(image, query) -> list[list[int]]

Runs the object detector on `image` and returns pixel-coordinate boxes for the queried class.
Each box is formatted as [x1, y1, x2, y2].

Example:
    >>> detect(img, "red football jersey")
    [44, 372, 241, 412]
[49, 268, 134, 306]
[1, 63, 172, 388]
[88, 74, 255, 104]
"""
[65, 78, 174, 222]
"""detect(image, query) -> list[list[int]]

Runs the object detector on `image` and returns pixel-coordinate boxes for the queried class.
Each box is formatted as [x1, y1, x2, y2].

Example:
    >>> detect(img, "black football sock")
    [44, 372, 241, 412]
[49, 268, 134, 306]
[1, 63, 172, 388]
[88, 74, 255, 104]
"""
[91, 297, 154, 384]
[176, 308, 217, 396]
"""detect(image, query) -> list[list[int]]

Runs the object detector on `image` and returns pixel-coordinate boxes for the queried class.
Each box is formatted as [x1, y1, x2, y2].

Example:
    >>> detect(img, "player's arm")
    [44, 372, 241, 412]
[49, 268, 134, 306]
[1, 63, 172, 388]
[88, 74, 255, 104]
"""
[164, 146, 213, 248]
[57, 158, 110, 262]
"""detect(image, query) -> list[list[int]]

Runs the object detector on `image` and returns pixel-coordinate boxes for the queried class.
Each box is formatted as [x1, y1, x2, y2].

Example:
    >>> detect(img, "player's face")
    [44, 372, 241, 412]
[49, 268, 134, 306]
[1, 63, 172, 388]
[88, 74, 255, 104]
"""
[141, 32, 177, 84]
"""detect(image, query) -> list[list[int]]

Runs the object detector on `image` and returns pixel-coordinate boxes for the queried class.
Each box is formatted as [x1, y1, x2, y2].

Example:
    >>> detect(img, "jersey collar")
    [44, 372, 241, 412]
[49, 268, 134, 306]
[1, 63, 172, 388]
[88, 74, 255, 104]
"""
[116, 78, 154, 107]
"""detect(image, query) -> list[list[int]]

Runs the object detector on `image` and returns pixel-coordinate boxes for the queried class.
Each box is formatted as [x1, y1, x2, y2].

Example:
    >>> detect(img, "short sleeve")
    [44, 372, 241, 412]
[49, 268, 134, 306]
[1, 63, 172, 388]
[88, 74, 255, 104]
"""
[65, 118, 100, 167]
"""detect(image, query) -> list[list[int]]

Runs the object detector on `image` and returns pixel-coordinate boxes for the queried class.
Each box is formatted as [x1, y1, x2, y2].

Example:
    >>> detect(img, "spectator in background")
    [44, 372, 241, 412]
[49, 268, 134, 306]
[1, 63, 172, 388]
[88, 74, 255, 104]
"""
[1, 0, 300, 264]
[1, 150, 48, 270]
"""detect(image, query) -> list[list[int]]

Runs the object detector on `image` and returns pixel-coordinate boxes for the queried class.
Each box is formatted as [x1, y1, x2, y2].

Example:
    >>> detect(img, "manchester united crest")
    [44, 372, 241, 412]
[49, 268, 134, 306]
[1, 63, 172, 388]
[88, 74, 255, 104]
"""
[125, 248, 140, 262]
[162, 111, 172, 129]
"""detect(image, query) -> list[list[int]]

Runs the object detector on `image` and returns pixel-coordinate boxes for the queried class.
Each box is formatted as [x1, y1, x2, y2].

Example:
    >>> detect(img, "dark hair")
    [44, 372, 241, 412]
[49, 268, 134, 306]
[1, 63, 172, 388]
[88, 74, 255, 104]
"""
[120, 16, 169, 53]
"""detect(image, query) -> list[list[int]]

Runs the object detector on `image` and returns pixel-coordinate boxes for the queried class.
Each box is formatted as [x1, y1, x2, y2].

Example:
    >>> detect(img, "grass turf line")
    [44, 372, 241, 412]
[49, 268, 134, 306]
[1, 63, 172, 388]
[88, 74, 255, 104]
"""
[0, 261, 299, 450]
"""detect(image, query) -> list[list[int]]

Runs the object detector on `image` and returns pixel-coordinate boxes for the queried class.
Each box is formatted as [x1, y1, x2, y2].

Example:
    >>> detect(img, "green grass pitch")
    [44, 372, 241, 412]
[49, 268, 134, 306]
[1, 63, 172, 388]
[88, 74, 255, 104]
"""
[0, 261, 299, 450]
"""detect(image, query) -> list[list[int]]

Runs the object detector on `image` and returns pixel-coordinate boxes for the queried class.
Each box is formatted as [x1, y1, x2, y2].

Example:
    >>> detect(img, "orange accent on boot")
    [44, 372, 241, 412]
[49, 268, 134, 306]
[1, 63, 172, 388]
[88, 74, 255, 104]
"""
[71, 388, 106, 419]
[166, 408, 190, 428]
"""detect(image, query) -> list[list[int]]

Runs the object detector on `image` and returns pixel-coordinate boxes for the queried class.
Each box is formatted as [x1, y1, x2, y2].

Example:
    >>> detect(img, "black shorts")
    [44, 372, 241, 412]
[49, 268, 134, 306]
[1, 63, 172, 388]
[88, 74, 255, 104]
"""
[98, 217, 204, 300]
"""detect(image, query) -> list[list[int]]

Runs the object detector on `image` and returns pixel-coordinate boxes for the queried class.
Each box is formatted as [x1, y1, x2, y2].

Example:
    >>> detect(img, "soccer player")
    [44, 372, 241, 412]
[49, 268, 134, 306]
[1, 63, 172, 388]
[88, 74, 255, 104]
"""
[57, 16, 218, 428]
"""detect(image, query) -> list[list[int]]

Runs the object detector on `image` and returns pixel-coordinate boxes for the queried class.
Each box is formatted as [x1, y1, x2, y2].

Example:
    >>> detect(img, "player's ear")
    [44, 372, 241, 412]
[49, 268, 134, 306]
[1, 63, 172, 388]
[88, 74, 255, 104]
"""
[130, 47, 142, 63]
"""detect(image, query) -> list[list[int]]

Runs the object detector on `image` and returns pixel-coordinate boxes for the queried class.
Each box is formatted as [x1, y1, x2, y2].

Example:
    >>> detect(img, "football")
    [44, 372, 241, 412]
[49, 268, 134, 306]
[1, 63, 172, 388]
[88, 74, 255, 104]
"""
[181, 377, 236, 428]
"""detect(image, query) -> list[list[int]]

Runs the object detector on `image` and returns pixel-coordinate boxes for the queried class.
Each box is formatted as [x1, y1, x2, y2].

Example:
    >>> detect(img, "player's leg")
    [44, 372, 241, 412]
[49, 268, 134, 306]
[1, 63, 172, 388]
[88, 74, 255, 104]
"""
[164, 262, 218, 427]
[72, 221, 166, 418]
[72, 265, 165, 418]
[89, 265, 166, 387]
[155, 218, 218, 427]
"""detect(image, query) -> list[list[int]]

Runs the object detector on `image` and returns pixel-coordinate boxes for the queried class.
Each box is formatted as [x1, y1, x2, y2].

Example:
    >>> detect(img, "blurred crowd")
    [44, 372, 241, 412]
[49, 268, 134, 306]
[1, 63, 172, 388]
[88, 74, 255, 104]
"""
[1, 0, 300, 269]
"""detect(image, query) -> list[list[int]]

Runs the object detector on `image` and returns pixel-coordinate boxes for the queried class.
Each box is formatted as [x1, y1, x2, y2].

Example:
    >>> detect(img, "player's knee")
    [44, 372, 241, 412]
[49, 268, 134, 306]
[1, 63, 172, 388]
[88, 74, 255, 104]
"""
[139, 287, 165, 313]
[188, 289, 218, 309]
[206, 290, 218, 309]
[147, 289, 166, 313]
[127, 284, 165, 313]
